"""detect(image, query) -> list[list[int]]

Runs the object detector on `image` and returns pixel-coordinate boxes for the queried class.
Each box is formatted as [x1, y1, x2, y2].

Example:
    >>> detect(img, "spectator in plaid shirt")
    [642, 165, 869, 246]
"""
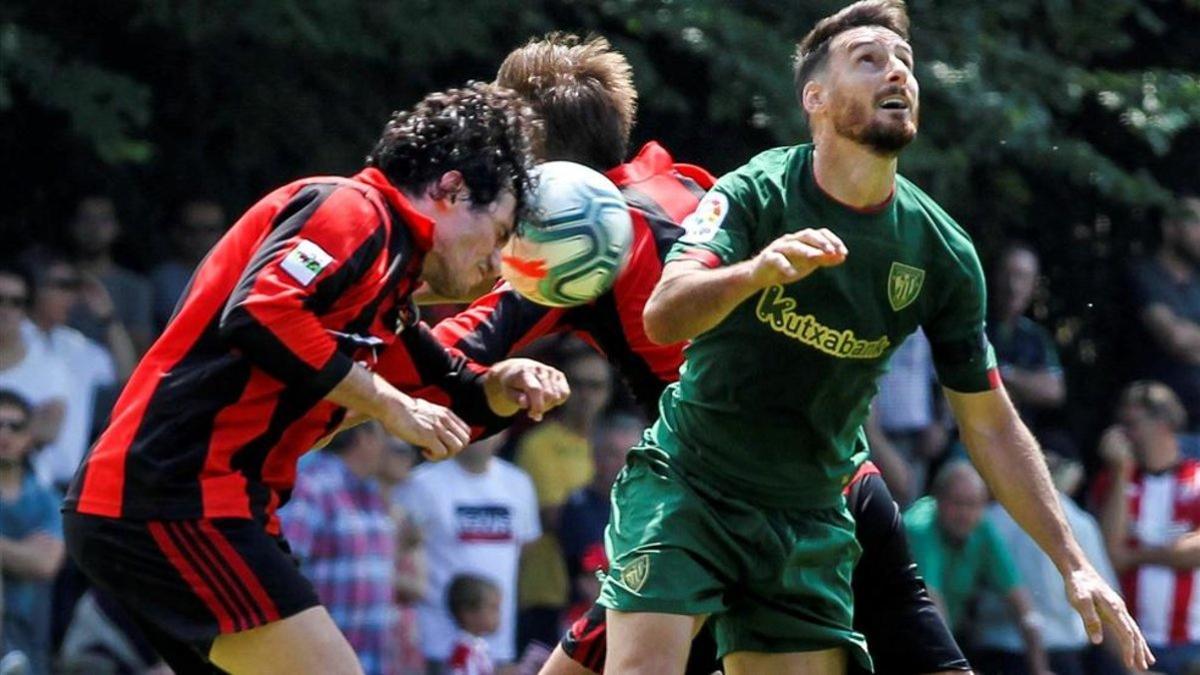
[280, 421, 397, 675]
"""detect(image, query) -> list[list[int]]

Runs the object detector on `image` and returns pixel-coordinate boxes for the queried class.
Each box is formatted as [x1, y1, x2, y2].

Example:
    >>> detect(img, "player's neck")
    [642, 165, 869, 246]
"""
[811, 135, 897, 209]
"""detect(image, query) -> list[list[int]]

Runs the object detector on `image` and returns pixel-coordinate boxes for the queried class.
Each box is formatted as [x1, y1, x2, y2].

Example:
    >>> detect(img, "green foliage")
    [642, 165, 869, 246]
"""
[2, 0, 1198, 435]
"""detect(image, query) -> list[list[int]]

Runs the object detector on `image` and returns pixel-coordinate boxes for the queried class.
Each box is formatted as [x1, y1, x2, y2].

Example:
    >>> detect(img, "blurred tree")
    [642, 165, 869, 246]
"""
[1, 0, 1197, 445]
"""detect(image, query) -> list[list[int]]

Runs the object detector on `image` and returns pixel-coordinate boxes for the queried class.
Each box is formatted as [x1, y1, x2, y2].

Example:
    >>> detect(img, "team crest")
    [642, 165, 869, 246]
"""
[887, 262, 925, 311]
[620, 554, 650, 593]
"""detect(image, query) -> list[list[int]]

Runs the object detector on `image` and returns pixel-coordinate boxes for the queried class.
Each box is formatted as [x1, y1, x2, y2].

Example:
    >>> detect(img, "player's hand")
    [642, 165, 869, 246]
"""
[484, 358, 571, 422]
[379, 395, 471, 461]
[749, 229, 848, 288]
[1063, 565, 1154, 671]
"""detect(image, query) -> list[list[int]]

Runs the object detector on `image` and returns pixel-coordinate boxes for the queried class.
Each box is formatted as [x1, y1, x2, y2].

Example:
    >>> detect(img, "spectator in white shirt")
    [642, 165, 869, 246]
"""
[396, 433, 540, 670]
[0, 265, 68, 454]
[25, 256, 135, 490]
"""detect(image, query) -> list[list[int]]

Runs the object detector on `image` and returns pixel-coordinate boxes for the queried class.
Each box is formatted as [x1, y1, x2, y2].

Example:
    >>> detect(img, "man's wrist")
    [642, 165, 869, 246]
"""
[482, 369, 518, 417]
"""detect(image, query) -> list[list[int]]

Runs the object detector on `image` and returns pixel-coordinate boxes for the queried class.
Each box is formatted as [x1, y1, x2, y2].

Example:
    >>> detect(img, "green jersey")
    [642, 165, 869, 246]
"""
[658, 144, 996, 509]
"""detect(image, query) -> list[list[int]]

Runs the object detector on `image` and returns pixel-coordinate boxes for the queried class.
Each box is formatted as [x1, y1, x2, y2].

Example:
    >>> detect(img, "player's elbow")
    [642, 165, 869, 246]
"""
[643, 297, 681, 345]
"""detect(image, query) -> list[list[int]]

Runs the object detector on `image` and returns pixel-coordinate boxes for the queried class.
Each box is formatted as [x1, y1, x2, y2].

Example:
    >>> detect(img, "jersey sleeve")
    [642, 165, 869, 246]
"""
[431, 282, 569, 365]
[664, 171, 761, 268]
[220, 185, 388, 397]
[374, 319, 506, 434]
[922, 243, 999, 393]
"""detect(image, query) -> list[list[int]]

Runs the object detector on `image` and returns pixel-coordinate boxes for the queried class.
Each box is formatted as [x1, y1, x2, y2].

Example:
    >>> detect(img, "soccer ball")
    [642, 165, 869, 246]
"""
[501, 161, 633, 308]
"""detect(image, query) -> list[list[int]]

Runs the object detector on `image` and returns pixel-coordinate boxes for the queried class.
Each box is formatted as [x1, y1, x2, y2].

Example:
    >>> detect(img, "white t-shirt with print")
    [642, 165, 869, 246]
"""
[395, 458, 540, 662]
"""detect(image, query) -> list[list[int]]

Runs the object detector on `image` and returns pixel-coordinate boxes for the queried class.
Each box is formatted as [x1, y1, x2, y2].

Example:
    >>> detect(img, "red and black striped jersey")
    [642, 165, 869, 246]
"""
[430, 142, 714, 418]
[66, 168, 495, 532]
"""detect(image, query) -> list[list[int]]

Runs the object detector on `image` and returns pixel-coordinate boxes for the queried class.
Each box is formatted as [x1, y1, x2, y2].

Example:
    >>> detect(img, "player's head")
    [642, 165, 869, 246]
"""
[1117, 380, 1186, 462]
[931, 459, 986, 543]
[497, 32, 637, 170]
[0, 389, 33, 472]
[367, 82, 538, 298]
[793, 0, 917, 156]
[992, 241, 1040, 320]
[447, 573, 502, 637]
[1160, 193, 1200, 266]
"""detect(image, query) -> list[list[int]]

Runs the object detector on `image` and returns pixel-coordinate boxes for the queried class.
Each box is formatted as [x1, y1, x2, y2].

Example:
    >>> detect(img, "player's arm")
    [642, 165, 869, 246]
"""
[377, 321, 569, 432]
[643, 229, 848, 345]
[430, 281, 568, 366]
[945, 386, 1152, 670]
[219, 186, 473, 457]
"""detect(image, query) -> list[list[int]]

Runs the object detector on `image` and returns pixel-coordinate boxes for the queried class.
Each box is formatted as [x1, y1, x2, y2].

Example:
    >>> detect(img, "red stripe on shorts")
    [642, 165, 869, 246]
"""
[147, 521, 238, 633]
[175, 521, 267, 629]
[196, 520, 281, 622]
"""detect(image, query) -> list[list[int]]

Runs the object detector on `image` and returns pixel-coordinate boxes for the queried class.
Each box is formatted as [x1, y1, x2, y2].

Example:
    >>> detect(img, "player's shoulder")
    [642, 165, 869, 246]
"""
[894, 175, 968, 236]
[723, 144, 806, 183]
[712, 145, 808, 210]
[895, 174, 982, 268]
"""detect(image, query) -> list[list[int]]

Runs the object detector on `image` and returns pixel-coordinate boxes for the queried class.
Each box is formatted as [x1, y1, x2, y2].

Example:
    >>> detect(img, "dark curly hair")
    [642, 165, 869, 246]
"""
[366, 82, 539, 215]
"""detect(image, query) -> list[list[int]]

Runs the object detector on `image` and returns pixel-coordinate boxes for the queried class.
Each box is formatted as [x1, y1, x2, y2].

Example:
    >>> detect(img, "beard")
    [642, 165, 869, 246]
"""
[831, 96, 917, 156]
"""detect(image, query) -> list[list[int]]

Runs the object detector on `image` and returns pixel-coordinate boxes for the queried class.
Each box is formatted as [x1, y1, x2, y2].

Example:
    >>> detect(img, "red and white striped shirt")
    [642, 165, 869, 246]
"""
[1117, 459, 1200, 646]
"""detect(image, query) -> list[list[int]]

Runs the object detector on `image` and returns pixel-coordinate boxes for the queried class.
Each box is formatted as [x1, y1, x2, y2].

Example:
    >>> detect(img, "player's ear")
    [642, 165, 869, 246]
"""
[431, 171, 466, 203]
[802, 81, 826, 116]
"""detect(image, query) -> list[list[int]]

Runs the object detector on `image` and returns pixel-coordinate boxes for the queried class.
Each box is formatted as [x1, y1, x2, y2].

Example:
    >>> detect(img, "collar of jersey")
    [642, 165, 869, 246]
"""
[354, 167, 435, 252]
[605, 141, 674, 185]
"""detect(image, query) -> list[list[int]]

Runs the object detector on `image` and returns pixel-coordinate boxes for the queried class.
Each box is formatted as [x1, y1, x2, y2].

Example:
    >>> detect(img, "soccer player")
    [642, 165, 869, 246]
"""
[62, 83, 569, 675]
[430, 33, 962, 675]
[604, 1, 1151, 673]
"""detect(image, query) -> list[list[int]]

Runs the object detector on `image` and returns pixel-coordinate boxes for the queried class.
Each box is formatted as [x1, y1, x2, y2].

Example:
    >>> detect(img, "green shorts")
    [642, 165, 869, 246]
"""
[599, 443, 871, 669]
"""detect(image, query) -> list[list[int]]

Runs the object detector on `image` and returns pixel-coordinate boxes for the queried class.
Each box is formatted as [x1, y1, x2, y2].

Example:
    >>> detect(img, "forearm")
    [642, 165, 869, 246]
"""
[643, 261, 762, 344]
[325, 364, 409, 419]
[0, 535, 65, 580]
[958, 400, 1089, 573]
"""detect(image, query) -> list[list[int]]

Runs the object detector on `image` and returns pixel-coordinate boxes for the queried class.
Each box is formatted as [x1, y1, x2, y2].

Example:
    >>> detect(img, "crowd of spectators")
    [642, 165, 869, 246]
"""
[4, 191, 1200, 675]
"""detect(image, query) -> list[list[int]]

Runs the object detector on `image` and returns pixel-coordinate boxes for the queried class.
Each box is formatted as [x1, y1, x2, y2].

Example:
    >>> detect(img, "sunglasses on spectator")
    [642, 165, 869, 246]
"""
[0, 294, 27, 308]
[0, 418, 29, 432]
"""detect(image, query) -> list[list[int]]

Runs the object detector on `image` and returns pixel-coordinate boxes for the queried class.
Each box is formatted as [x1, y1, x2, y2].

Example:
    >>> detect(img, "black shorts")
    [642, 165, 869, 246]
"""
[560, 472, 970, 674]
[846, 472, 970, 674]
[64, 512, 320, 673]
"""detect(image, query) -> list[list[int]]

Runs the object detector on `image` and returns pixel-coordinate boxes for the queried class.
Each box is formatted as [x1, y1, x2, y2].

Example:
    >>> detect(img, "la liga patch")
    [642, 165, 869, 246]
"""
[280, 239, 335, 286]
[679, 191, 728, 244]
